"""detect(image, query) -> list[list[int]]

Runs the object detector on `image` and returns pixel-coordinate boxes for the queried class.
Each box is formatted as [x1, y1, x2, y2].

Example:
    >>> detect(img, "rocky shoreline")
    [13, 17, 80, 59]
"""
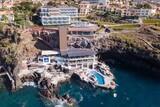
[0, 25, 160, 106]
[99, 50, 160, 73]
[96, 26, 160, 74]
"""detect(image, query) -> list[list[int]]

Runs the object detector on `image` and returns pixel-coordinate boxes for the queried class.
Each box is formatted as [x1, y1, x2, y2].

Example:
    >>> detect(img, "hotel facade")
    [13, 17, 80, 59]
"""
[38, 6, 78, 26]
[120, 8, 156, 17]
[79, 1, 92, 17]
[105, 6, 156, 17]
[81, 0, 109, 4]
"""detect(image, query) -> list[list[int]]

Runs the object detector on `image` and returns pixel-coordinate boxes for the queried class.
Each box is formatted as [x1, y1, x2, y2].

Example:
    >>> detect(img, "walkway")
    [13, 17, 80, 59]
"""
[0, 66, 15, 89]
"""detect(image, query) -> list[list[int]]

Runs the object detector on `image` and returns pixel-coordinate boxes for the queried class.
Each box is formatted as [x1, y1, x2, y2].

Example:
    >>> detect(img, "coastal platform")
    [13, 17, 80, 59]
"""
[73, 62, 116, 89]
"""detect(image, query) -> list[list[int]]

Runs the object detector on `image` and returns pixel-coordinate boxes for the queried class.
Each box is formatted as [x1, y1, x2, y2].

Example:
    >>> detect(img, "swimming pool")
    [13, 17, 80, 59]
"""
[91, 70, 105, 85]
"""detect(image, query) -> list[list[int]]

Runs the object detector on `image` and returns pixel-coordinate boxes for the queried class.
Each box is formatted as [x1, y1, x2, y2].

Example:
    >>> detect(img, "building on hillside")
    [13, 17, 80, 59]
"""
[31, 25, 97, 70]
[57, 48, 97, 69]
[31, 26, 68, 55]
[68, 21, 98, 39]
[120, 8, 156, 17]
[105, 6, 156, 17]
[79, 1, 92, 17]
[38, 6, 78, 26]
[81, 0, 109, 4]
[32, 26, 97, 69]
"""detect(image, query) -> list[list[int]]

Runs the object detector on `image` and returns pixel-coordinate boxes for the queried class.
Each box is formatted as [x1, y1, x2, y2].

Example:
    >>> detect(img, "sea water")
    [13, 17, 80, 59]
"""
[0, 66, 160, 107]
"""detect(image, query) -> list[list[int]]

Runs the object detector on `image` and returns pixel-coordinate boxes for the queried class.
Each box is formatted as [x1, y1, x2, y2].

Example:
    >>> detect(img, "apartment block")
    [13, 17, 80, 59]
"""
[38, 6, 78, 25]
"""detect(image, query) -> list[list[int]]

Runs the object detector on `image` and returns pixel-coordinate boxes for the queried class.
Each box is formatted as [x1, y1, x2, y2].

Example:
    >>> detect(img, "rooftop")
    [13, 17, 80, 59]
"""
[65, 48, 96, 57]
[40, 5, 78, 9]
[69, 21, 98, 32]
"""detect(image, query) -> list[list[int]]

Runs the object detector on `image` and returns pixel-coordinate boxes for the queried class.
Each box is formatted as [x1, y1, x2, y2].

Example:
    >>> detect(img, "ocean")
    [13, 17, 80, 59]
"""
[0, 65, 160, 107]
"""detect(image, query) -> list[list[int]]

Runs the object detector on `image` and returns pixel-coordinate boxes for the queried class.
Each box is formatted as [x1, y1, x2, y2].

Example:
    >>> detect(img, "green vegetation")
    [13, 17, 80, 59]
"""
[101, 11, 121, 22]
[13, 1, 41, 27]
[1, 15, 8, 23]
[47, 1, 60, 6]
[143, 19, 160, 26]
[86, 8, 122, 26]
[113, 34, 138, 45]
[88, 10, 121, 23]
[111, 33, 148, 50]
[0, 40, 17, 65]
[135, 3, 152, 9]
[110, 24, 140, 31]
[0, 22, 7, 32]
[65, 0, 78, 7]
[96, 20, 116, 25]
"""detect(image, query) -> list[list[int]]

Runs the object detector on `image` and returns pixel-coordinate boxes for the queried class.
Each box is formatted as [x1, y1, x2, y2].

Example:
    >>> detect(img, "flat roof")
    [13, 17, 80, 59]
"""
[41, 50, 59, 56]
[31, 26, 59, 31]
[66, 48, 96, 57]
[68, 27, 98, 32]
[40, 5, 78, 9]
[69, 21, 98, 31]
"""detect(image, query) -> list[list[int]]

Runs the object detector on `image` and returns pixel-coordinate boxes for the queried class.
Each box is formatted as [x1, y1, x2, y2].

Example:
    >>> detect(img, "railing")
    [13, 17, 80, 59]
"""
[0, 66, 15, 85]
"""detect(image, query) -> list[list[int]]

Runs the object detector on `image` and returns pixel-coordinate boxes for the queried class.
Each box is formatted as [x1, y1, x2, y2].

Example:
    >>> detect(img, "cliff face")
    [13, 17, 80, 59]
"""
[96, 26, 160, 72]
[0, 27, 39, 90]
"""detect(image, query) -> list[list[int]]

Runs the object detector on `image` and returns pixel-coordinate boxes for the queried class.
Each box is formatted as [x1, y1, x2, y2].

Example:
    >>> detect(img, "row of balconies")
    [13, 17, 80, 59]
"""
[40, 8, 78, 13]
[42, 17, 70, 20]
[42, 21, 70, 25]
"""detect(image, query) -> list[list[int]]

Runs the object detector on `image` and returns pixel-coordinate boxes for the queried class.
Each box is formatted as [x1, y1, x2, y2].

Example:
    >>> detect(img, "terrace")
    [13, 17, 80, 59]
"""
[68, 21, 98, 37]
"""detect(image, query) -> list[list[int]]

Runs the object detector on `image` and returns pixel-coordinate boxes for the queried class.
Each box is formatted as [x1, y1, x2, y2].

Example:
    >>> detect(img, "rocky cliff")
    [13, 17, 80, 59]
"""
[96, 26, 160, 73]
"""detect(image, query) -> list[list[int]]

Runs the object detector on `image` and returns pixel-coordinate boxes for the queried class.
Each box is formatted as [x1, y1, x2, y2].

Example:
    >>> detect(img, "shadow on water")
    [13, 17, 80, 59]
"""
[109, 62, 160, 84]
[98, 51, 160, 83]
[2, 75, 12, 91]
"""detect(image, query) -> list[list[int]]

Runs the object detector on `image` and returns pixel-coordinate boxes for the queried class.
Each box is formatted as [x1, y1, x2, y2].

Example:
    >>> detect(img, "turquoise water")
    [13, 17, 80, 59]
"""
[91, 70, 105, 85]
[0, 87, 45, 107]
[0, 66, 160, 107]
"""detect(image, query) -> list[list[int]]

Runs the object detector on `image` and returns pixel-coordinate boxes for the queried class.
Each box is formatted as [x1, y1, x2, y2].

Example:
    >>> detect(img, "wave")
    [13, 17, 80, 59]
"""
[55, 105, 64, 107]
[21, 102, 26, 107]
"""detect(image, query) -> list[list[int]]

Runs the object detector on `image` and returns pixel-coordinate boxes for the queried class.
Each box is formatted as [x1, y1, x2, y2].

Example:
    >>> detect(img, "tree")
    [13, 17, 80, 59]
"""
[1, 15, 8, 23]
[47, 1, 57, 6]
[31, 2, 42, 13]
[136, 3, 152, 9]
[143, 3, 152, 9]
[11, 30, 19, 44]
[13, 1, 38, 26]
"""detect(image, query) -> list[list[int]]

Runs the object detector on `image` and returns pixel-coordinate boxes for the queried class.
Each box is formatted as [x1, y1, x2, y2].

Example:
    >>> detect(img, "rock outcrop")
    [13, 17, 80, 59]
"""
[96, 26, 160, 73]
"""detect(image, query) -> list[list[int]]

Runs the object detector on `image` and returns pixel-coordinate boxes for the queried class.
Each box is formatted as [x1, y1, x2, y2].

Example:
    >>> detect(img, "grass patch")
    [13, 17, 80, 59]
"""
[143, 19, 160, 26]
[96, 20, 116, 25]
[110, 24, 140, 31]
[143, 19, 160, 24]
[0, 22, 7, 32]
[80, 17, 116, 26]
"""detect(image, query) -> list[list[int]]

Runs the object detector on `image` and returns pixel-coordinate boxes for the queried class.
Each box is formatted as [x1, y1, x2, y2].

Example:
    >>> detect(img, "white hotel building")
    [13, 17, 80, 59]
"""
[120, 8, 156, 17]
[38, 6, 78, 26]
[81, 0, 109, 4]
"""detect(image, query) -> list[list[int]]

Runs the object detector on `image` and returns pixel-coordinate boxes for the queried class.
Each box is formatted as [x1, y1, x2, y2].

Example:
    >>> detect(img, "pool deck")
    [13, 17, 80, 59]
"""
[74, 63, 116, 89]
[18, 59, 116, 90]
